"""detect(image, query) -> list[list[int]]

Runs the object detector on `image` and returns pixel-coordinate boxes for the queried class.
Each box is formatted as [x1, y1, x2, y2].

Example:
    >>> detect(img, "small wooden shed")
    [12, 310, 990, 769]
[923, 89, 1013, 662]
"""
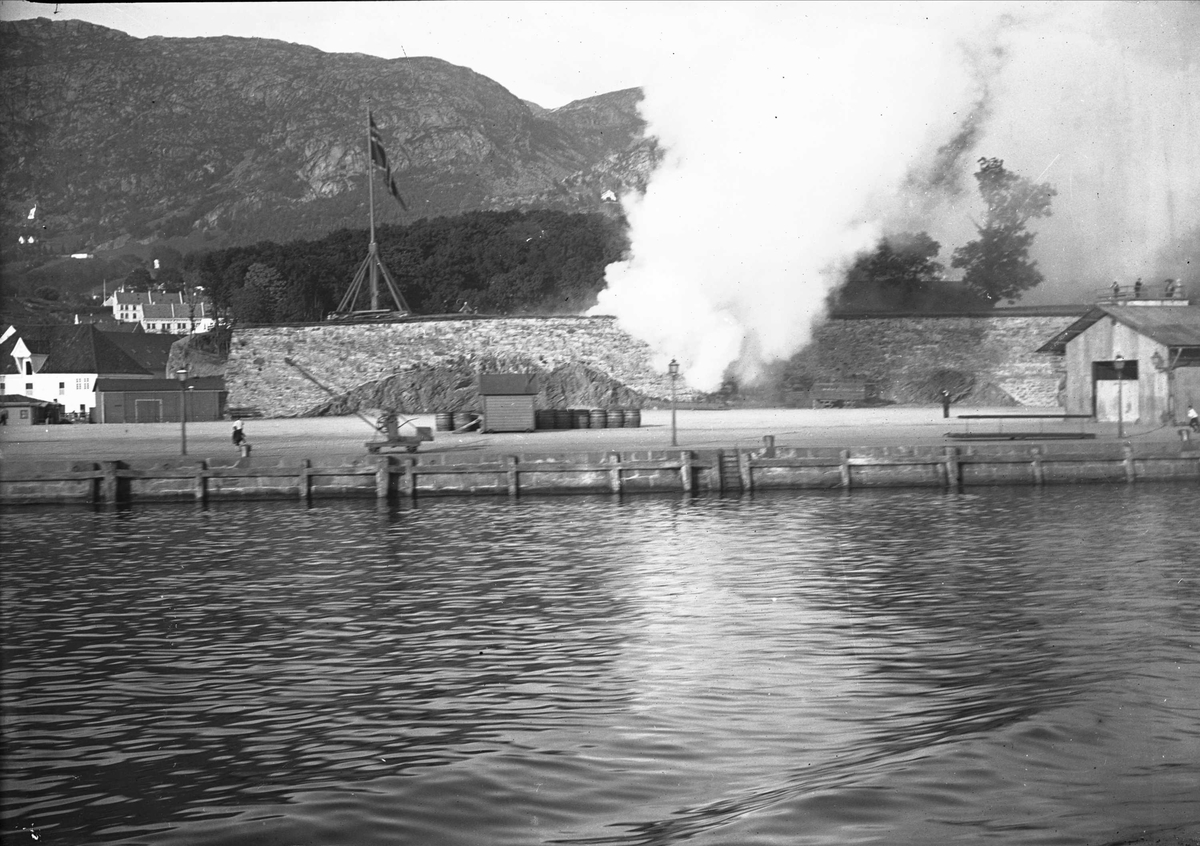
[478, 373, 538, 433]
[0, 395, 57, 426]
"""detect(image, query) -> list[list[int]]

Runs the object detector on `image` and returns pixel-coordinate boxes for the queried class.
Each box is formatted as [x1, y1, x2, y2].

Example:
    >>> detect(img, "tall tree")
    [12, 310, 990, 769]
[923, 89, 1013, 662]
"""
[951, 157, 1057, 304]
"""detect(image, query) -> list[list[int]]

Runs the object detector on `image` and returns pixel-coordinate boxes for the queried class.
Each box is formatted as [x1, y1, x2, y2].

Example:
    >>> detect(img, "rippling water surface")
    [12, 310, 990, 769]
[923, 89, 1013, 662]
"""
[2, 486, 1198, 846]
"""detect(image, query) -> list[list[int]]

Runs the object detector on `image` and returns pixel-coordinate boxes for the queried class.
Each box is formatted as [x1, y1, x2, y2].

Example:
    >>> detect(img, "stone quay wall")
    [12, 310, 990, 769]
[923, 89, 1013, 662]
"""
[225, 313, 1079, 418]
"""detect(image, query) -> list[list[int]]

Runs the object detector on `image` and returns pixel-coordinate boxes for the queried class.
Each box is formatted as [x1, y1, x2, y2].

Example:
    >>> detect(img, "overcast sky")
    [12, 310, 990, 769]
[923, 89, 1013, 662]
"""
[0, 0, 711, 108]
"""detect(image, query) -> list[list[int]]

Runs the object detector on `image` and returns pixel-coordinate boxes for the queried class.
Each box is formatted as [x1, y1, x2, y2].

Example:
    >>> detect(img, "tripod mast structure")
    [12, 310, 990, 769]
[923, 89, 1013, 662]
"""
[330, 104, 411, 318]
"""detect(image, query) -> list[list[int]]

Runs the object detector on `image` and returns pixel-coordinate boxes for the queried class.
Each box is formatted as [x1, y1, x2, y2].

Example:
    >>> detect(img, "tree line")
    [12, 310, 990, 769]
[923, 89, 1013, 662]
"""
[180, 209, 629, 325]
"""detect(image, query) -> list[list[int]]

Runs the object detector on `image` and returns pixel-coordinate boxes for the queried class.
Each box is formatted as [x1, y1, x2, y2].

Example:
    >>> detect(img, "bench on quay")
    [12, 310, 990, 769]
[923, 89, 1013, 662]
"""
[948, 414, 1097, 441]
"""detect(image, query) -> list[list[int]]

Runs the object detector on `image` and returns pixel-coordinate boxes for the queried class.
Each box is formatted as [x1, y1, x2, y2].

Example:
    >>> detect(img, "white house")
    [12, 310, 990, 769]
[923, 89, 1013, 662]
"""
[104, 288, 216, 333]
[141, 301, 216, 334]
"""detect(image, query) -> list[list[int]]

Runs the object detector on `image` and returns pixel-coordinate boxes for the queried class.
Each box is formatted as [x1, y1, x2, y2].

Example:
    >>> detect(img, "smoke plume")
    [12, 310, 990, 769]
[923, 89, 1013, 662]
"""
[593, 2, 1200, 392]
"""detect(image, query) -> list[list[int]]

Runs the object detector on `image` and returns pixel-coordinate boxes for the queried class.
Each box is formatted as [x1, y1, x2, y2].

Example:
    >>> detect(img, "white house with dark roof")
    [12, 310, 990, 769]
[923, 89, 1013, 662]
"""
[1, 323, 181, 418]
[103, 288, 215, 333]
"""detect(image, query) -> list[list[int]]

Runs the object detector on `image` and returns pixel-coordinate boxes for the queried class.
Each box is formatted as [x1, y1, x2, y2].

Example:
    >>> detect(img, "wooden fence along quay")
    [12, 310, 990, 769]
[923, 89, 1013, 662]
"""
[2, 437, 1197, 506]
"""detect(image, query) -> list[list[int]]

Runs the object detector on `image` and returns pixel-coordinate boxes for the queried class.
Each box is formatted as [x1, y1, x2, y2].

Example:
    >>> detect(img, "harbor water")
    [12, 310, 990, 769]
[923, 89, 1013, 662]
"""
[2, 485, 1198, 845]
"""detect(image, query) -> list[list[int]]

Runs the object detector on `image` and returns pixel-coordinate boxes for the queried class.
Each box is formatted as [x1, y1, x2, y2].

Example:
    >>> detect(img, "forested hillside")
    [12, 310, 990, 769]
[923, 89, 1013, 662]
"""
[183, 209, 629, 323]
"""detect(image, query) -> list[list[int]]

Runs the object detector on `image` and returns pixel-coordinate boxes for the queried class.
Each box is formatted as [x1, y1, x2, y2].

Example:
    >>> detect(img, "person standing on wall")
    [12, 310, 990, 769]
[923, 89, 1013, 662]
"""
[1189, 404, 1199, 433]
[232, 420, 246, 446]
[940, 389, 951, 419]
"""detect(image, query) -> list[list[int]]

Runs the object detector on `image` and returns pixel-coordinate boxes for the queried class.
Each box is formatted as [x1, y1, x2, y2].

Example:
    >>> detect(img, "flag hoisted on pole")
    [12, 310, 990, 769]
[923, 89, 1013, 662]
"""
[369, 111, 407, 210]
[328, 103, 412, 318]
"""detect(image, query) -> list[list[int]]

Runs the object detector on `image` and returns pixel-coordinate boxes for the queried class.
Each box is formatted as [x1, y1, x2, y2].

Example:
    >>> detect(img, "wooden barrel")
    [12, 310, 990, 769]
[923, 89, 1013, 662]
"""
[554, 409, 572, 429]
[435, 411, 454, 432]
[607, 409, 625, 428]
[452, 411, 476, 431]
[572, 408, 591, 429]
[624, 408, 641, 428]
[589, 409, 608, 429]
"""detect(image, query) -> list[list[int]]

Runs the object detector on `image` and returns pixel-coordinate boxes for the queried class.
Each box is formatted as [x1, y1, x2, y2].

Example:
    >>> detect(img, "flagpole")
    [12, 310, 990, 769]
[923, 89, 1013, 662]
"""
[366, 102, 379, 310]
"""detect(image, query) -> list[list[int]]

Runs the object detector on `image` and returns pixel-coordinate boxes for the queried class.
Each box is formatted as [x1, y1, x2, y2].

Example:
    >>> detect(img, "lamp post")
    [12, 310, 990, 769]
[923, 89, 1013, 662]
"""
[668, 359, 680, 447]
[1113, 354, 1125, 440]
[176, 368, 188, 455]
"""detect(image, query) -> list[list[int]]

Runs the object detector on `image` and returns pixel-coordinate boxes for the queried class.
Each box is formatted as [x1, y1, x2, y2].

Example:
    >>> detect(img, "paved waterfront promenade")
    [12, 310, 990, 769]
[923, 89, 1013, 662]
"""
[0, 406, 1187, 464]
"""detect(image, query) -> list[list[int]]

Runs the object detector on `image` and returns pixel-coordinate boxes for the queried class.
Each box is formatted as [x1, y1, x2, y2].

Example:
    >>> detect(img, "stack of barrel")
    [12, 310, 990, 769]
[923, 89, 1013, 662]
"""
[434, 411, 480, 432]
[532, 408, 642, 430]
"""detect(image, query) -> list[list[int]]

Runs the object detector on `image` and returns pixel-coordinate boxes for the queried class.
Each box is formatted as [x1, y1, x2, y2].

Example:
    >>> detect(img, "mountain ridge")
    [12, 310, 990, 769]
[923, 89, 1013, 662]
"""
[0, 17, 656, 256]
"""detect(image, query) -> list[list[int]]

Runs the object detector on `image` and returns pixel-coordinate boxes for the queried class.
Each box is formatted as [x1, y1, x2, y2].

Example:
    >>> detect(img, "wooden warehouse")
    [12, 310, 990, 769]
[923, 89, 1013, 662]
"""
[478, 373, 538, 433]
[93, 377, 227, 424]
[1038, 301, 1200, 425]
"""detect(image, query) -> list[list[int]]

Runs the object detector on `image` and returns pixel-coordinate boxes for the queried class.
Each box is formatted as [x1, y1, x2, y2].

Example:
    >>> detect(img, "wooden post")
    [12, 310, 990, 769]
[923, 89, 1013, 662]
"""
[1123, 443, 1136, 483]
[401, 456, 417, 498]
[942, 446, 960, 491]
[679, 450, 692, 493]
[375, 457, 391, 500]
[506, 455, 519, 497]
[195, 461, 208, 504]
[608, 452, 622, 494]
[298, 459, 311, 502]
[839, 450, 852, 489]
[1030, 446, 1044, 486]
[100, 461, 120, 505]
[738, 449, 753, 492]
[709, 450, 725, 492]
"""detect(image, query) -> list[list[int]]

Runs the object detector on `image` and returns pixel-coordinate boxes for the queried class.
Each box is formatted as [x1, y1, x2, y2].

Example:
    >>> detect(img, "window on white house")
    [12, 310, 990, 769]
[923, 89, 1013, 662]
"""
[59, 382, 65, 395]
[26, 383, 33, 393]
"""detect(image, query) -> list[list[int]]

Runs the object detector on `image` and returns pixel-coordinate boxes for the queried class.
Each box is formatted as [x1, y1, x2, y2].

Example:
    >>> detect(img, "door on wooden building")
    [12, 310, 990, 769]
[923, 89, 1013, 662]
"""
[135, 399, 163, 423]
[1094, 360, 1139, 422]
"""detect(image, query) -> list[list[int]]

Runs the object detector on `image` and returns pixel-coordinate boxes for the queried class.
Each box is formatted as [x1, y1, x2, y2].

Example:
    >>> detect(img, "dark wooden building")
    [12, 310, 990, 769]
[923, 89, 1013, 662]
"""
[93, 377, 227, 424]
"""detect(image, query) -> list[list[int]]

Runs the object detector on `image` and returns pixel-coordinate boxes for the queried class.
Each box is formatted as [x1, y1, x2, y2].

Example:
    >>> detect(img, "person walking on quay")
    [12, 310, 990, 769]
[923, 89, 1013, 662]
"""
[939, 389, 952, 419]
[232, 419, 246, 446]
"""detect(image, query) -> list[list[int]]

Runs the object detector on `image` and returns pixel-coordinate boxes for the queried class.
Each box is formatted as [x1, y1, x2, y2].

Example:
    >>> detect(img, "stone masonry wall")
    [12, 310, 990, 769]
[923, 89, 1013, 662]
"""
[226, 316, 672, 417]
[226, 313, 1077, 417]
[805, 315, 1075, 406]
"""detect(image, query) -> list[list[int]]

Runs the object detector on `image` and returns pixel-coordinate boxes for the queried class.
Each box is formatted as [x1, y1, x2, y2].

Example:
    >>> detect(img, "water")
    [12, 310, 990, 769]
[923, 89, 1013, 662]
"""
[2, 486, 1198, 846]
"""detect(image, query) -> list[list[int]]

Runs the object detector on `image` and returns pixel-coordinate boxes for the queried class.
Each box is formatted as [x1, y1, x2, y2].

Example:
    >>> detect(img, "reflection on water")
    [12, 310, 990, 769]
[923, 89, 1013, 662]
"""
[2, 486, 1198, 846]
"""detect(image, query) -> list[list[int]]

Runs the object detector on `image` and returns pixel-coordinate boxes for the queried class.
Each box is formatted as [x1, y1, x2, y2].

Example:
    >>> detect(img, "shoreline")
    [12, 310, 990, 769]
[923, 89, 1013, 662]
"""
[3, 408, 1196, 506]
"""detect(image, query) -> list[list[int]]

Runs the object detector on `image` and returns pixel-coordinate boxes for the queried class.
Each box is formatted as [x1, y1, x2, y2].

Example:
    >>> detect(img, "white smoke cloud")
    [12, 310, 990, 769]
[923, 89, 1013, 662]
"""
[593, 1, 1200, 392]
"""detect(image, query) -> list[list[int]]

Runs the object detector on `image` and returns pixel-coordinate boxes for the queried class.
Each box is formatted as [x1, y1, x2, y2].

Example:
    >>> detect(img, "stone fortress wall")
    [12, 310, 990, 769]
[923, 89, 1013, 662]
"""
[225, 313, 1077, 417]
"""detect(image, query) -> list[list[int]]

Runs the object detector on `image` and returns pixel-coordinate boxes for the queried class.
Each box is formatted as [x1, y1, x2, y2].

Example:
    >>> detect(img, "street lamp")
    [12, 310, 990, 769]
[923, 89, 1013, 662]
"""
[1113, 354, 1125, 440]
[176, 368, 189, 455]
[668, 359, 680, 447]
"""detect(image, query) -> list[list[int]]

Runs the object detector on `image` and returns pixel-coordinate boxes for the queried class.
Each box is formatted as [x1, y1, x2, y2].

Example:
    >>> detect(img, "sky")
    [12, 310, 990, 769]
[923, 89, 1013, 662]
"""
[4, 1, 1199, 390]
[0, 0, 681, 108]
